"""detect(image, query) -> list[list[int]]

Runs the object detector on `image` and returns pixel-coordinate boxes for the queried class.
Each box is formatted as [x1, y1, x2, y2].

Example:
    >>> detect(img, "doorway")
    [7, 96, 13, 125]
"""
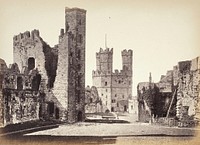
[77, 111, 82, 122]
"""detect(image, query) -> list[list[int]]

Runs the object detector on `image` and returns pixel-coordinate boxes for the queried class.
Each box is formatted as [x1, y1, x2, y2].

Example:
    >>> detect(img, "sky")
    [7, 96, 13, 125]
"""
[0, 0, 200, 96]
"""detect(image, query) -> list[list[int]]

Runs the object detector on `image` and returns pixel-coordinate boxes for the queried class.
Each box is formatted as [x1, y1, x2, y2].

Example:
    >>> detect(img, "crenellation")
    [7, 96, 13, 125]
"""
[121, 49, 133, 56]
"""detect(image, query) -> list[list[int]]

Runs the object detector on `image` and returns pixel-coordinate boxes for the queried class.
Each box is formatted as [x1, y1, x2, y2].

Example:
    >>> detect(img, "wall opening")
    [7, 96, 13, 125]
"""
[47, 102, 54, 117]
[111, 107, 114, 112]
[90, 98, 93, 103]
[124, 105, 127, 112]
[77, 90, 81, 103]
[105, 82, 107, 86]
[32, 74, 41, 91]
[39, 104, 43, 118]
[55, 107, 59, 119]
[17, 77, 23, 90]
[28, 57, 35, 70]
[77, 111, 83, 122]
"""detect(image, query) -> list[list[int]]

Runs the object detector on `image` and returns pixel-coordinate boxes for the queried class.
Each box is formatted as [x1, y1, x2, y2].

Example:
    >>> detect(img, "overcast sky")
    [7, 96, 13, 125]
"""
[0, 0, 200, 95]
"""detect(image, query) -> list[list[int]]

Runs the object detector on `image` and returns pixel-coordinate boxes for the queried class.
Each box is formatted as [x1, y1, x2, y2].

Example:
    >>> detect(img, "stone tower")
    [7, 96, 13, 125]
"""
[53, 7, 86, 123]
[93, 48, 113, 112]
[111, 50, 133, 112]
[93, 48, 133, 112]
[96, 48, 113, 73]
[121, 49, 133, 75]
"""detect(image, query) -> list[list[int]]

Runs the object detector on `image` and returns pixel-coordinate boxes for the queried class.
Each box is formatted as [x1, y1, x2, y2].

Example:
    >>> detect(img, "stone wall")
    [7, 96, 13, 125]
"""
[137, 56, 200, 125]
[176, 57, 200, 121]
[11, 7, 87, 123]
[85, 86, 102, 113]
[2, 63, 42, 126]
[0, 58, 7, 127]
[13, 30, 58, 89]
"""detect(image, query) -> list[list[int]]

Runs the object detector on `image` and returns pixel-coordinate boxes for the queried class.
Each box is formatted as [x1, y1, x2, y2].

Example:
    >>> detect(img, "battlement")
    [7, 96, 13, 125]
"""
[13, 29, 40, 42]
[97, 48, 113, 55]
[92, 70, 112, 77]
[112, 69, 124, 76]
[65, 7, 86, 13]
[121, 49, 132, 56]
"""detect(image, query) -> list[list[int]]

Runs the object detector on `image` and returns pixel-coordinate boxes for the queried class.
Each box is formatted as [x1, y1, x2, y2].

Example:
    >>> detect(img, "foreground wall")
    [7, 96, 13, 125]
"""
[3, 63, 42, 126]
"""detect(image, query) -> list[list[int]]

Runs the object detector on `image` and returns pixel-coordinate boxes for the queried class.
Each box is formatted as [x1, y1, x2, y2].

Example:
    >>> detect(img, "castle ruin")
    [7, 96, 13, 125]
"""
[1, 7, 86, 126]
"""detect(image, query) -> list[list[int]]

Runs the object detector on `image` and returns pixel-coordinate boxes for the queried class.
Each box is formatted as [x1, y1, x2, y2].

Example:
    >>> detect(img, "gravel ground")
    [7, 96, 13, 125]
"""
[24, 122, 198, 137]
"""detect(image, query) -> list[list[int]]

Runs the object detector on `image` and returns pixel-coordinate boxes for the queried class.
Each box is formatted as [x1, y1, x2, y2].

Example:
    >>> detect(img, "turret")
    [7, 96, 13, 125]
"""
[96, 48, 113, 74]
[121, 49, 133, 74]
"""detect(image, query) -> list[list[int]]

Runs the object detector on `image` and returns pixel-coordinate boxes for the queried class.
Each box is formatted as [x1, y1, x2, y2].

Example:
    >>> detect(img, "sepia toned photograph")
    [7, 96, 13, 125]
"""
[0, 0, 200, 144]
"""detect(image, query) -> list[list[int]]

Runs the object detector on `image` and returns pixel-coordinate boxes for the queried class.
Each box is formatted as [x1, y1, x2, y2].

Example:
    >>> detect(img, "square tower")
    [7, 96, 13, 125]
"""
[52, 7, 86, 123]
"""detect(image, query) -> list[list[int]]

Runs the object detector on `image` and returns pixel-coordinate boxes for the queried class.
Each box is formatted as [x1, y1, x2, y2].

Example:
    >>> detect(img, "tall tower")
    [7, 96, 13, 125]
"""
[93, 48, 113, 112]
[53, 7, 86, 123]
[122, 49, 133, 74]
[65, 7, 86, 123]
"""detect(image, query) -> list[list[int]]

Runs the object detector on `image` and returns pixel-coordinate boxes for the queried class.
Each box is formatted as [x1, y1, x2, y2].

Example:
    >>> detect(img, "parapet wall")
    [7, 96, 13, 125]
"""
[13, 29, 40, 43]
[121, 49, 132, 56]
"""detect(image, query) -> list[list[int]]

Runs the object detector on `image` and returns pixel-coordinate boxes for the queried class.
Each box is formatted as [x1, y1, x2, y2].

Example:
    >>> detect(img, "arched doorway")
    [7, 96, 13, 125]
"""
[55, 107, 59, 119]
[77, 111, 82, 122]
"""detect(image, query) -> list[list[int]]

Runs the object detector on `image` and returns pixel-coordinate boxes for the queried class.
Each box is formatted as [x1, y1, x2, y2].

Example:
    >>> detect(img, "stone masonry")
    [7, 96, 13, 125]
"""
[137, 56, 200, 125]
[0, 58, 7, 127]
[92, 48, 133, 112]
[3, 63, 42, 126]
[10, 7, 86, 124]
